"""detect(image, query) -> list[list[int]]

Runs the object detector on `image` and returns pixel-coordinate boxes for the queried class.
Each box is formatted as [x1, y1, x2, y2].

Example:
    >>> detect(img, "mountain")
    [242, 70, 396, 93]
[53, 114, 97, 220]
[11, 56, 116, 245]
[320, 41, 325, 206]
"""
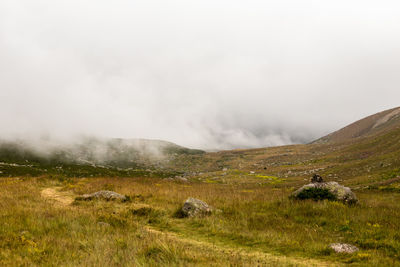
[165, 106, 400, 190]
[0, 137, 203, 177]
[3, 108, 400, 266]
[313, 106, 400, 144]
[1, 106, 400, 181]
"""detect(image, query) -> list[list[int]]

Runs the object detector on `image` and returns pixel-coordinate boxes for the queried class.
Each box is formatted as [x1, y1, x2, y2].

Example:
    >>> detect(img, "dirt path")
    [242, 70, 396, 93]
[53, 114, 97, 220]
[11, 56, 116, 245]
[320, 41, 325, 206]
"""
[40, 187, 75, 207]
[143, 226, 337, 267]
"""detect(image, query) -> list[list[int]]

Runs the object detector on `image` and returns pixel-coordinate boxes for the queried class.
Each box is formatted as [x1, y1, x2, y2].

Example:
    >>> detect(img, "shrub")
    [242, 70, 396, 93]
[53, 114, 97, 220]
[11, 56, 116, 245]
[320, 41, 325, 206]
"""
[172, 207, 188, 218]
[294, 188, 337, 201]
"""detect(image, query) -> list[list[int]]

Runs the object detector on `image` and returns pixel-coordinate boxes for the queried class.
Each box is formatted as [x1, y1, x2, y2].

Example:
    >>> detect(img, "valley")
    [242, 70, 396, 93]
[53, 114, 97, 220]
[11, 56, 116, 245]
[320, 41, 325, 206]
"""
[1, 107, 400, 266]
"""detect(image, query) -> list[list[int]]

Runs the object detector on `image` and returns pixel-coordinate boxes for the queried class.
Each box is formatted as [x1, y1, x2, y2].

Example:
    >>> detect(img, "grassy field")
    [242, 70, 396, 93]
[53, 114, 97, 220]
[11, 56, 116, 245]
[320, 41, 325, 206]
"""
[1, 174, 399, 266]
[1, 127, 400, 266]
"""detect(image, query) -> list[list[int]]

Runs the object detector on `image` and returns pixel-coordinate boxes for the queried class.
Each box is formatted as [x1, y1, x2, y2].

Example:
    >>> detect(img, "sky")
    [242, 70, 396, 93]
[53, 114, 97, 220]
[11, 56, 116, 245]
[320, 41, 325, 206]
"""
[1, 0, 400, 150]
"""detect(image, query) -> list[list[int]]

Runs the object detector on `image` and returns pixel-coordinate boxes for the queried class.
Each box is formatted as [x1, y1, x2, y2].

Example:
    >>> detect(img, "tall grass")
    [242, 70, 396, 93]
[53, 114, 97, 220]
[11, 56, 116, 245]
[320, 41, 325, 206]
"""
[2, 177, 399, 266]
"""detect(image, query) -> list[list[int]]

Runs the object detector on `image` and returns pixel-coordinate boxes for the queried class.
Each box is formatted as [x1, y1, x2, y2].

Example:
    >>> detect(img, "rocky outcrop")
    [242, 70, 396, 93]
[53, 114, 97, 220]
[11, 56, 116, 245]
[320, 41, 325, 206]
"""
[291, 175, 357, 204]
[75, 190, 128, 201]
[329, 243, 359, 253]
[181, 198, 212, 217]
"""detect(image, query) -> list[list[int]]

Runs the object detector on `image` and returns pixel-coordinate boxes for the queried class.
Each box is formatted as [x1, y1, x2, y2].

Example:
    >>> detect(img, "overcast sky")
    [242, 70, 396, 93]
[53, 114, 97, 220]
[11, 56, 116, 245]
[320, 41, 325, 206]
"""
[1, 0, 400, 150]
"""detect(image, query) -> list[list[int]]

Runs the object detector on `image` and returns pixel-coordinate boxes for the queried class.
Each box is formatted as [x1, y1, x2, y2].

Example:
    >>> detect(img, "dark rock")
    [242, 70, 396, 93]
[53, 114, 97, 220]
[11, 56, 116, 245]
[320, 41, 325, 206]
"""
[311, 174, 324, 183]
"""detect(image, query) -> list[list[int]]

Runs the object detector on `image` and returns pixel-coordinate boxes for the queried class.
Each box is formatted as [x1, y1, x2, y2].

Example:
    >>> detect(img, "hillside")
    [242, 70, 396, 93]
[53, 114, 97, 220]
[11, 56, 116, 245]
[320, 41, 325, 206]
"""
[165, 107, 400, 189]
[0, 137, 203, 177]
[313, 106, 400, 144]
[1, 108, 400, 266]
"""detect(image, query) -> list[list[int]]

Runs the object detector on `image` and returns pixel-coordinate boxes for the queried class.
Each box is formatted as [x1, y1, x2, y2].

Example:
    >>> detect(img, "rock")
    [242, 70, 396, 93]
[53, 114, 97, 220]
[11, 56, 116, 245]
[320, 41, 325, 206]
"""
[291, 176, 357, 205]
[175, 177, 188, 183]
[76, 190, 127, 201]
[181, 197, 212, 217]
[329, 243, 359, 253]
[311, 174, 323, 183]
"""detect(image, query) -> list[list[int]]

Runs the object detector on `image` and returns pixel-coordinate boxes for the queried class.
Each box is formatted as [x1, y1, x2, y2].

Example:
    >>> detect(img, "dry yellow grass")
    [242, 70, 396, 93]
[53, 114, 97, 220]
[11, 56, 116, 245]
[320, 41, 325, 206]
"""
[1, 175, 399, 266]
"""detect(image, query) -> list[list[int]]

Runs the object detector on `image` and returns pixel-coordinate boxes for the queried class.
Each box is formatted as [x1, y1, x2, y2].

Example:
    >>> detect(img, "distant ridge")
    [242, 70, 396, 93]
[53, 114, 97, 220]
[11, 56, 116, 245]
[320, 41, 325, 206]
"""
[313, 106, 400, 144]
[0, 137, 204, 175]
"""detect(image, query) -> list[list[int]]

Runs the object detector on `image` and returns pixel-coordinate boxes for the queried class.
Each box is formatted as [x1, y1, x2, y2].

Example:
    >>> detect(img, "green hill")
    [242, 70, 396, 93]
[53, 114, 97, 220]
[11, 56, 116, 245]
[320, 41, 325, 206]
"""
[0, 137, 203, 177]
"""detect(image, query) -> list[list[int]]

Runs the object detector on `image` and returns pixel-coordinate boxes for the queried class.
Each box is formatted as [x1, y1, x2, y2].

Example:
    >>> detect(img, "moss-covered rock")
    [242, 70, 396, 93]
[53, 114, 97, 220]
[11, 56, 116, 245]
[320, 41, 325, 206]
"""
[291, 181, 357, 204]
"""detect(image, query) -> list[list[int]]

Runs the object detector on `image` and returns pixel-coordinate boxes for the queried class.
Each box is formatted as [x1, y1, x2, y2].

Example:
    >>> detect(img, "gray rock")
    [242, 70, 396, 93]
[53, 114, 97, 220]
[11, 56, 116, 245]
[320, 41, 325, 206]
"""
[175, 176, 188, 183]
[76, 190, 127, 201]
[182, 198, 212, 217]
[329, 243, 359, 253]
[292, 180, 358, 205]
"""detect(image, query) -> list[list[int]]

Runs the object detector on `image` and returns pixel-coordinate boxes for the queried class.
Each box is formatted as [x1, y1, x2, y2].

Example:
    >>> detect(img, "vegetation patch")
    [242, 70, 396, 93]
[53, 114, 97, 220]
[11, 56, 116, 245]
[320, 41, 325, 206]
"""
[256, 175, 285, 184]
[97, 213, 128, 227]
[293, 187, 337, 201]
[131, 207, 166, 225]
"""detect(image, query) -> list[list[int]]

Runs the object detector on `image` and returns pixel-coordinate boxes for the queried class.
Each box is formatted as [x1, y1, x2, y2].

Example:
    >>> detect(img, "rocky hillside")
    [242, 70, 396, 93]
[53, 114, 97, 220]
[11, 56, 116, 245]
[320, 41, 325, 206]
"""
[313, 106, 400, 144]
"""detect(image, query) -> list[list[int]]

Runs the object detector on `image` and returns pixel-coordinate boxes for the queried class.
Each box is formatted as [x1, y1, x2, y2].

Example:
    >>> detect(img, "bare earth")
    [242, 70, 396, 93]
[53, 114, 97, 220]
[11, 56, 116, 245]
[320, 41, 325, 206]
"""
[40, 187, 74, 207]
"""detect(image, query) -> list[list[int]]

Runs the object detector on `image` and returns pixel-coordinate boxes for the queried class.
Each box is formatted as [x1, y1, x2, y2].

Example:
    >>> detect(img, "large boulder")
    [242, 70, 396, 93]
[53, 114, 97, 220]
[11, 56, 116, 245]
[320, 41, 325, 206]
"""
[76, 190, 127, 201]
[181, 198, 212, 217]
[291, 175, 357, 205]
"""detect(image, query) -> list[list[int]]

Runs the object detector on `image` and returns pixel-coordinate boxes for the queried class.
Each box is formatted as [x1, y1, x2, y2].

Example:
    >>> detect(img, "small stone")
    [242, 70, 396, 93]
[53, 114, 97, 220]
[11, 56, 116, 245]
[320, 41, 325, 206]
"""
[311, 174, 323, 183]
[97, 222, 110, 227]
[329, 243, 359, 253]
[175, 177, 188, 183]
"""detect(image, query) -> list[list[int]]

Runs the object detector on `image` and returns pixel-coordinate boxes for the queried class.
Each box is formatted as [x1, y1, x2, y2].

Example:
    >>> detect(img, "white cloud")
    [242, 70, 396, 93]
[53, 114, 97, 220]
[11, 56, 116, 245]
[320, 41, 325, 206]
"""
[1, 0, 400, 149]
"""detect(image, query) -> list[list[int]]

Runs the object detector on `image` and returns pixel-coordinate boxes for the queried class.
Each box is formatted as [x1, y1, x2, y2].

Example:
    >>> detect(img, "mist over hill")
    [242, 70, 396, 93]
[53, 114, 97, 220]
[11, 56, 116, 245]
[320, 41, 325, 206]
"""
[2, 1, 400, 149]
[0, 136, 203, 177]
[1, 106, 399, 179]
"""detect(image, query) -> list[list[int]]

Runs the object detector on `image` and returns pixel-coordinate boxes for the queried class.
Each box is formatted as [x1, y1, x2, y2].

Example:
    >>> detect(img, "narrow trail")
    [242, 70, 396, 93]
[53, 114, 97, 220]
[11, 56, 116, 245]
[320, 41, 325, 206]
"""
[143, 226, 336, 267]
[40, 186, 337, 266]
[40, 187, 75, 207]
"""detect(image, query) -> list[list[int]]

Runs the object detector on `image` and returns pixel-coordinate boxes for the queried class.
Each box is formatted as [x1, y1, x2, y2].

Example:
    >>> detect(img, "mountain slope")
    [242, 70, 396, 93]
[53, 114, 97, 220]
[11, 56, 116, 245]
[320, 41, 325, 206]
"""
[313, 106, 400, 144]
[0, 137, 203, 177]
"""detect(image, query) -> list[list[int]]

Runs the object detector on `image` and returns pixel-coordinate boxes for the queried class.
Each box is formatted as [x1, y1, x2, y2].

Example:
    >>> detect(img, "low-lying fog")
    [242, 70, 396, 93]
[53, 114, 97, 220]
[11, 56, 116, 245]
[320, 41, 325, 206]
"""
[1, 1, 400, 150]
